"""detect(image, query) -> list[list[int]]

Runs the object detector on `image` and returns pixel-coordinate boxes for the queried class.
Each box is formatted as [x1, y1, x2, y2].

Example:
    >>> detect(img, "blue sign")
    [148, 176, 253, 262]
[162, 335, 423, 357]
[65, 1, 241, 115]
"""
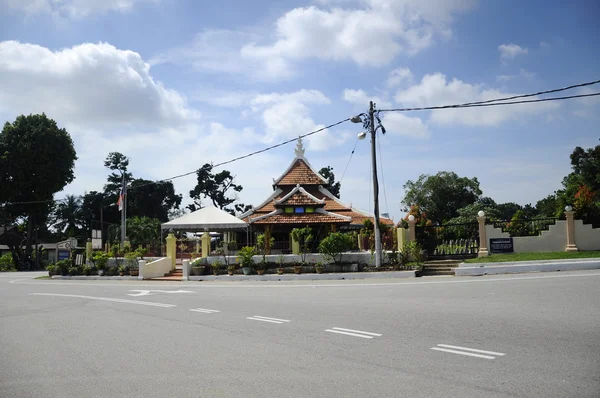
[58, 250, 70, 261]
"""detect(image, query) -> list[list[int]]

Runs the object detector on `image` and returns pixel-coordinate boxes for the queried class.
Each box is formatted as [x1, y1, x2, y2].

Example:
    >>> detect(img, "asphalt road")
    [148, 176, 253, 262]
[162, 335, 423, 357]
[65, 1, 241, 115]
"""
[1, 270, 599, 397]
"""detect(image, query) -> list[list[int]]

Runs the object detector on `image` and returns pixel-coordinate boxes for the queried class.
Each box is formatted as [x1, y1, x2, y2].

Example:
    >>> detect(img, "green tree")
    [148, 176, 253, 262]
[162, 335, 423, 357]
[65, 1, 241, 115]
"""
[103, 152, 133, 195]
[189, 163, 249, 215]
[125, 216, 161, 249]
[127, 179, 182, 222]
[402, 171, 482, 224]
[318, 166, 341, 198]
[52, 194, 83, 238]
[0, 114, 77, 269]
[318, 232, 353, 264]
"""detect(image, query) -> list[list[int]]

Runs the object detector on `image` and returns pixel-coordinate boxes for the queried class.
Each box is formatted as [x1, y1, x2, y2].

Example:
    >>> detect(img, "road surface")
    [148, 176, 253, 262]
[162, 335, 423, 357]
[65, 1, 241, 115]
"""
[1, 269, 599, 397]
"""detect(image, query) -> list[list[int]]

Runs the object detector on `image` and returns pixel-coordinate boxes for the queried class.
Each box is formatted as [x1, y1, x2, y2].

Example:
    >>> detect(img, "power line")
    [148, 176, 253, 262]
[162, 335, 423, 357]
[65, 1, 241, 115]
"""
[339, 137, 360, 185]
[379, 92, 600, 113]
[3, 80, 599, 207]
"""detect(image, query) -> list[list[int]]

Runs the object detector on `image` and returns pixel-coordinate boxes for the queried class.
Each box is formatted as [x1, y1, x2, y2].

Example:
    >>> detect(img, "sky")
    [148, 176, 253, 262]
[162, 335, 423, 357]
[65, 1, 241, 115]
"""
[1, 0, 599, 222]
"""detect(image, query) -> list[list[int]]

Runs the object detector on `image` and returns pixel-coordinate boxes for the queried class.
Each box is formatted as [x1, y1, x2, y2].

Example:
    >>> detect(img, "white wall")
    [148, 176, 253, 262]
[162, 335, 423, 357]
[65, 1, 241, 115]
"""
[140, 257, 172, 279]
[485, 222, 567, 253]
[200, 252, 381, 265]
[574, 221, 600, 250]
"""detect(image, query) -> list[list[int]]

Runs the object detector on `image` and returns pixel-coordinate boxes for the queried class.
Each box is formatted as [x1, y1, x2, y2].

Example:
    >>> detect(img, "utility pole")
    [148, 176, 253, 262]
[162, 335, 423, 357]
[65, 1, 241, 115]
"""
[369, 101, 382, 268]
[120, 174, 127, 247]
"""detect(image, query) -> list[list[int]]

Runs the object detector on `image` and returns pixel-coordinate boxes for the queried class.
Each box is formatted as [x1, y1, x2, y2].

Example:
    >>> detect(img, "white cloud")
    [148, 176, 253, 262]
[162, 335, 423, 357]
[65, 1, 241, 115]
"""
[381, 112, 429, 138]
[342, 89, 392, 108]
[387, 67, 413, 87]
[2, 0, 158, 18]
[394, 73, 559, 126]
[498, 43, 528, 61]
[150, 29, 294, 81]
[496, 75, 513, 82]
[0, 41, 198, 132]
[154, 1, 474, 79]
[243, 1, 474, 68]
[496, 69, 536, 83]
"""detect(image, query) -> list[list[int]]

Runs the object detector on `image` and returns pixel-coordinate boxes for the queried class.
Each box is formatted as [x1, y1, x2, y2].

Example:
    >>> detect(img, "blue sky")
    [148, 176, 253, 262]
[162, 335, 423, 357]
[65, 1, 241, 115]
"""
[1, 0, 599, 221]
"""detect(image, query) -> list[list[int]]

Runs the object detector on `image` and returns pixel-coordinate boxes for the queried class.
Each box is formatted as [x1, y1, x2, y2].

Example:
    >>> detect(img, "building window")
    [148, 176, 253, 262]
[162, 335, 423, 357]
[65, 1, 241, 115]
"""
[306, 207, 315, 213]
[294, 207, 305, 213]
[285, 207, 293, 213]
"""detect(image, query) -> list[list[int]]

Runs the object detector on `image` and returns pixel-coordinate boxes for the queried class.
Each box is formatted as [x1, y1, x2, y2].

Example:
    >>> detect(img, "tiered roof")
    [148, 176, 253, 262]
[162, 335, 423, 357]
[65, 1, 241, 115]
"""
[240, 138, 393, 226]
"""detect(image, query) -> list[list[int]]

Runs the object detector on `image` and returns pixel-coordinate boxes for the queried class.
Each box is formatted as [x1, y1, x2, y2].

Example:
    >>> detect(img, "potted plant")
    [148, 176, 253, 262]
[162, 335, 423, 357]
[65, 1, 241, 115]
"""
[46, 264, 57, 277]
[211, 259, 222, 275]
[277, 254, 285, 275]
[125, 251, 139, 276]
[255, 260, 266, 275]
[191, 258, 205, 275]
[227, 264, 237, 276]
[118, 265, 125, 276]
[315, 262, 324, 274]
[237, 246, 256, 275]
[293, 264, 302, 274]
[92, 251, 109, 276]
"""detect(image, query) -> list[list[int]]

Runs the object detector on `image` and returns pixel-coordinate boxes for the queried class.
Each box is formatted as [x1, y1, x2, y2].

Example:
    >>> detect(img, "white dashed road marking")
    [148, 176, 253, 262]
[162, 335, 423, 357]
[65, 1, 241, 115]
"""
[30, 293, 176, 308]
[431, 344, 506, 359]
[325, 327, 382, 339]
[190, 308, 221, 314]
[246, 316, 291, 324]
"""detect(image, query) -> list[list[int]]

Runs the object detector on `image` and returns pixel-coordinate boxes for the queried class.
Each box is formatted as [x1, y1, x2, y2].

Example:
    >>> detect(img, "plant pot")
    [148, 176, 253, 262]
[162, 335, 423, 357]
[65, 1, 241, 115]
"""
[119, 271, 124, 276]
[256, 269, 265, 275]
[129, 269, 139, 276]
[277, 268, 284, 275]
[242, 266, 252, 275]
[98, 270, 104, 276]
[191, 266, 203, 276]
[315, 267, 323, 274]
[294, 266, 302, 274]
[227, 270, 234, 276]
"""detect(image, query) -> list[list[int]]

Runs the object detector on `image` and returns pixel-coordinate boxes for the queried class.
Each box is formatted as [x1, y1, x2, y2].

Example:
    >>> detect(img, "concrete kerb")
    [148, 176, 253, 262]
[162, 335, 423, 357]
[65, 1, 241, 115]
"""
[50, 271, 416, 281]
[456, 258, 600, 276]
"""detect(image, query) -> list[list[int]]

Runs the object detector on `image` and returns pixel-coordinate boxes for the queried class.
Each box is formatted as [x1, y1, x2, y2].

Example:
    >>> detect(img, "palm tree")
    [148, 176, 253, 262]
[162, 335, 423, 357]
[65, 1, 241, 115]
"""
[53, 195, 83, 238]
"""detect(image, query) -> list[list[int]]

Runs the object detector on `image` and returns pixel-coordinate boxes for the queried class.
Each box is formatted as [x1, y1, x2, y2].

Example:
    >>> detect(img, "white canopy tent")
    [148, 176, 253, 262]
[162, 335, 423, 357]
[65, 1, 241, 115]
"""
[161, 206, 248, 232]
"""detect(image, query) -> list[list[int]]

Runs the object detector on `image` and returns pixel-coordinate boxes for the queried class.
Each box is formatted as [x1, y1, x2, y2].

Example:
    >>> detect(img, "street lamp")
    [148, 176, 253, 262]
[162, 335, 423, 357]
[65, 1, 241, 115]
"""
[564, 205, 573, 212]
[351, 101, 386, 268]
[478, 210, 485, 218]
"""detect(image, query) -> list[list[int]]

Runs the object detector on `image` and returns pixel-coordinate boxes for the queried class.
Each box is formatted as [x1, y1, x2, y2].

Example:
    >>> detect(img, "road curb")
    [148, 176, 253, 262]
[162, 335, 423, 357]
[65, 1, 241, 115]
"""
[456, 258, 600, 276]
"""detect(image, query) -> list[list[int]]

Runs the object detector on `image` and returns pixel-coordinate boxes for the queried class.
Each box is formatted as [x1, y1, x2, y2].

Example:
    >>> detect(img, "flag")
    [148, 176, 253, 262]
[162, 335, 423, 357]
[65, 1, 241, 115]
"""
[117, 188, 124, 211]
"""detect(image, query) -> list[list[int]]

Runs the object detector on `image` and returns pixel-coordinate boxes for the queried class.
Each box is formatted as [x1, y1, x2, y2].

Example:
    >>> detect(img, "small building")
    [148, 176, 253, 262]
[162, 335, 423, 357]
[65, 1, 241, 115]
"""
[239, 138, 393, 252]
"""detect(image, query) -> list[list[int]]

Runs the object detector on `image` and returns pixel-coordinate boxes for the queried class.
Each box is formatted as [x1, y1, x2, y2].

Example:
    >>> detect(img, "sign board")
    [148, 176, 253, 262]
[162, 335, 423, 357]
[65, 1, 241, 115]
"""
[57, 249, 70, 261]
[489, 237, 514, 254]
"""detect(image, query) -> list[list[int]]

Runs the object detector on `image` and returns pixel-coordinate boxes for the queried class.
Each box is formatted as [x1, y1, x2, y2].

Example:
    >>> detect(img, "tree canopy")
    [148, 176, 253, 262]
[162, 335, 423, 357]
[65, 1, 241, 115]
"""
[402, 171, 482, 224]
[0, 114, 77, 269]
[188, 163, 249, 215]
[319, 166, 341, 198]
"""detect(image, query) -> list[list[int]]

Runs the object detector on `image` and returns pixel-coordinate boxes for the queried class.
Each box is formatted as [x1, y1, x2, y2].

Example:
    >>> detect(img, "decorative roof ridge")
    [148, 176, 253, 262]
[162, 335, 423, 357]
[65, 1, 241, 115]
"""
[272, 140, 328, 185]
[315, 208, 352, 221]
[249, 209, 282, 223]
[275, 184, 326, 205]
[238, 188, 283, 219]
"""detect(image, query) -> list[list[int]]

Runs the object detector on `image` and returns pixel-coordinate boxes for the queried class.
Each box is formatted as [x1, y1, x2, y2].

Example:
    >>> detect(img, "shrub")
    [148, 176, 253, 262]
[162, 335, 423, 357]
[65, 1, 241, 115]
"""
[0, 253, 16, 272]
[318, 232, 354, 264]
[55, 260, 70, 276]
[237, 246, 256, 268]
[46, 264, 57, 276]
[68, 266, 80, 276]
[92, 251, 109, 270]
[291, 227, 313, 263]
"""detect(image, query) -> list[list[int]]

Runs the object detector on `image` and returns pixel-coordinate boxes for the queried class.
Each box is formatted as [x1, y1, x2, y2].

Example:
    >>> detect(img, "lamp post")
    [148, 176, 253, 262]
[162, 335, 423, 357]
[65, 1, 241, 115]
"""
[352, 101, 386, 268]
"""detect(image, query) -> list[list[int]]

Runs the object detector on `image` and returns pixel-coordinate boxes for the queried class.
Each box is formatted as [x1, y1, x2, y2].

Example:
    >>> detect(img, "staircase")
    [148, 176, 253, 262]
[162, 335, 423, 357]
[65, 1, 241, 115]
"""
[148, 267, 183, 281]
[420, 260, 462, 276]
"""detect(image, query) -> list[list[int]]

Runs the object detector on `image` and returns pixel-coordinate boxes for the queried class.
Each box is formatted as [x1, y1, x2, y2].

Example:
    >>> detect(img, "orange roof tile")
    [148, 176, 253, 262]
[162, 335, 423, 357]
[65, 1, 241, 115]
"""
[277, 159, 326, 185]
[252, 213, 350, 225]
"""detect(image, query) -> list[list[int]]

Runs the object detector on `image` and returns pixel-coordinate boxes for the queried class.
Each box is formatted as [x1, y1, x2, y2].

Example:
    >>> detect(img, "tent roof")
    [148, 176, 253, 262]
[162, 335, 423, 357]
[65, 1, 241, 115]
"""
[161, 206, 248, 231]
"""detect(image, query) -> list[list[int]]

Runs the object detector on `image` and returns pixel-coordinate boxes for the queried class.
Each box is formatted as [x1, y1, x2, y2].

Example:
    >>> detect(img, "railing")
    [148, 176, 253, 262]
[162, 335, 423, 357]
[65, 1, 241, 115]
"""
[416, 223, 479, 257]
[492, 218, 557, 237]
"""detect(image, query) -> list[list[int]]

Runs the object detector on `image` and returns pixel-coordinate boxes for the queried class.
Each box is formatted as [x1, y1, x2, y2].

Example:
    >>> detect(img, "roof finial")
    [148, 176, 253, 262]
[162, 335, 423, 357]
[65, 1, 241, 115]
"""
[295, 136, 305, 159]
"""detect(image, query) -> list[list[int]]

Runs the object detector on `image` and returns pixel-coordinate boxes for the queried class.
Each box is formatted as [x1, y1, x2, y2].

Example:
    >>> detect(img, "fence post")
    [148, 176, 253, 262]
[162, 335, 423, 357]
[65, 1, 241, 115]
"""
[396, 227, 405, 251]
[407, 217, 416, 242]
[182, 259, 190, 281]
[86, 238, 93, 265]
[564, 209, 578, 252]
[166, 233, 176, 270]
[477, 212, 489, 257]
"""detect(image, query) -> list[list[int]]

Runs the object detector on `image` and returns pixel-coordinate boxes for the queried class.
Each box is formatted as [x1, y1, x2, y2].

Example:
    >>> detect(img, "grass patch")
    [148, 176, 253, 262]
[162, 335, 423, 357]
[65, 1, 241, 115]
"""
[465, 251, 600, 263]
[35, 275, 52, 279]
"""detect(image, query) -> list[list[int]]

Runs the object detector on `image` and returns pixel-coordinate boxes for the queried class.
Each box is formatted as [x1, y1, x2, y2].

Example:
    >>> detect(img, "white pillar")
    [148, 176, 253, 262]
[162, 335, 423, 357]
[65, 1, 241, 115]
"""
[138, 260, 146, 280]
[182, 260, 190, 281]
